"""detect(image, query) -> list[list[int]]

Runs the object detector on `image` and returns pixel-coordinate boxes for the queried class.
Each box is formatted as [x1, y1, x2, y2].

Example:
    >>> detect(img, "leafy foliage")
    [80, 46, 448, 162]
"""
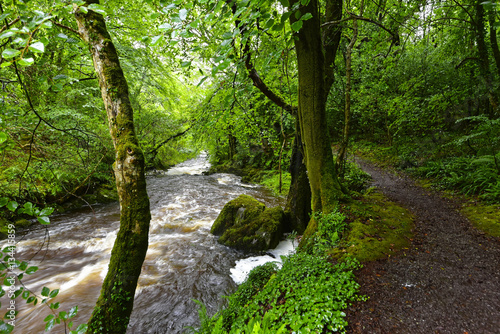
[196, 210, 363, 334]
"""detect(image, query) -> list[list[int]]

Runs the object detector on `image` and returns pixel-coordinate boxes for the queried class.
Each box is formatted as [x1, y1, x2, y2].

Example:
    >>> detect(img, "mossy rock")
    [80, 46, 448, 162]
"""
[211, 195, 286, 252]
[15, 218, 32, 229]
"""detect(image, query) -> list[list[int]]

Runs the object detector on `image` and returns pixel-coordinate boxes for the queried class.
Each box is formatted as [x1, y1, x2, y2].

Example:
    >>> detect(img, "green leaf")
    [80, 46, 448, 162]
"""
[57, 33, 68, 39]
[18, 58, 34, 67]
[0, 132, 7, 144]
[300, 0, 310, 5]
[88, 3, 107, 15]
[2, 48, 20, 59]
[179, 8, 188, 21]
[49, 289, 59, 298]
[0, 321, 14, 334]
[22, 291, 29, 299]
[0, 62, 12, 68]
[279, 0, 290, 7]
[0, 30, 17, 39]
[197, 76, 208, 87]
[79, 6, 88, 14]
[19, 261, 28, 271]
[0, 13, 11, 21]
[38, 216, 50, 225]
[41, 21, 52, 29]
[265, 18, 275, 29]
[68, 306, 78, 318]
[21, 202, 34, 215]
[301, 12, 313, 21]
[25, 266, 38, 275]
[6, 201, 18, 212]
[59, 311, 68, 320]
[181, 61, 191, 67]
[158, 23, 171, 31]
[29, 42, 45, 53]
[3, 277, 13, 287]
[291, 20, 303, 32]
[45, 318, 55, 331]
[74, 324, 88, 334]
[44, 314, 55, 322]
[150, 35, 163, 46]
[41, 287, 50, 297]
[27, 296, 35, 303]
[39, 207, 54, 216]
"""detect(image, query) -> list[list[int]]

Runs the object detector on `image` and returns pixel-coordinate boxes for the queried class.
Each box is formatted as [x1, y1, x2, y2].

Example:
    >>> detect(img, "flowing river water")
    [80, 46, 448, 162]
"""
[6, 153, 294, 333]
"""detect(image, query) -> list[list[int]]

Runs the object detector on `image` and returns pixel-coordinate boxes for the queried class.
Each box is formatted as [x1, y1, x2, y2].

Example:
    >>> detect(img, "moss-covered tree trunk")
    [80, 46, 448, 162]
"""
[74, 2, 151, 333]
[289, 0, 344, 236]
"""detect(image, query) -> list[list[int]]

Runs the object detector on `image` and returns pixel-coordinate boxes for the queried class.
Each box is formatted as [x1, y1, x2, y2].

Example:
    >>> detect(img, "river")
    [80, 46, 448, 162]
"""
[5, 153, 293, 333]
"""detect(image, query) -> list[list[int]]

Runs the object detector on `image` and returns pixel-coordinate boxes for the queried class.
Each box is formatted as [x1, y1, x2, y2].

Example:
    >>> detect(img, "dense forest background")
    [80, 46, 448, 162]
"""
[0, 0, 499, 333]
[1, 0, 499, 210]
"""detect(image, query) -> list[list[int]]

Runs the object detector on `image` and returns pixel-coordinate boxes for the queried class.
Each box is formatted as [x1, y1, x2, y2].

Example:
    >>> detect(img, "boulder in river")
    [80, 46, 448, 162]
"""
[211, 194, 286, 252]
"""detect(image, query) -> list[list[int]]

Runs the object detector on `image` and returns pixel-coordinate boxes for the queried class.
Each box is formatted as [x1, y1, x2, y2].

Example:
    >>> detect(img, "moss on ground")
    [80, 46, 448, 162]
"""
[461, 203, 500, 238]
[332, 190, 414, 262]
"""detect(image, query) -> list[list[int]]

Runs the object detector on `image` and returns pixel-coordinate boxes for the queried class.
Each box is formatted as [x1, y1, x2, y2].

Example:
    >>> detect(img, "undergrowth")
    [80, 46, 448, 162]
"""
[193, 210, 364, 334]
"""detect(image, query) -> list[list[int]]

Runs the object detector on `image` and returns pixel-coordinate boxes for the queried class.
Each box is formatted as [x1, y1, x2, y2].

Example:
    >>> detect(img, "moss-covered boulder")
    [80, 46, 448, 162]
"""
[211, 194, 286, 252]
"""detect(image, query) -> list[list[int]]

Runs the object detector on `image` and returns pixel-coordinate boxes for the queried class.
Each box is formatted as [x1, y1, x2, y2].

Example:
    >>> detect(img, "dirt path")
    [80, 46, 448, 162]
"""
[347, 159, 500, 334]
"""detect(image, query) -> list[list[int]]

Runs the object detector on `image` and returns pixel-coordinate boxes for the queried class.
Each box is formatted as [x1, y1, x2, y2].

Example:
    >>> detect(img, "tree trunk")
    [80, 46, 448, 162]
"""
[488, 8, 500, 80]
[475, 0, 498, 113]
[337, 12, 360, 175]
[74, 2, 151, 333]
[285, 123, 311, 234]
[290, 0, 344, 236]
[323, 0, 343, 96]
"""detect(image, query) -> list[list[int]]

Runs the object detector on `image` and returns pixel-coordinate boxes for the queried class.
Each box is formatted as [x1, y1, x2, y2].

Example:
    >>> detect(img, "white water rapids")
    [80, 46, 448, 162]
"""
[2, 153, 294, 333]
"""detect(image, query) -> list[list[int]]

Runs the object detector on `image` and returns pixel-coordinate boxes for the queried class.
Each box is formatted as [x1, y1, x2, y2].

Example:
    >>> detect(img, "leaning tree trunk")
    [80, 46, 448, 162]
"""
[289, 0, 344, 237]
[75, 2, 151, 333]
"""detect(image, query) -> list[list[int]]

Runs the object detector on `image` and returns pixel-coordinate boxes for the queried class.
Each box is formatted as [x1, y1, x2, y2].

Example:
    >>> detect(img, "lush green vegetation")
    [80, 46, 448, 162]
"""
[196, 210, 365, 334]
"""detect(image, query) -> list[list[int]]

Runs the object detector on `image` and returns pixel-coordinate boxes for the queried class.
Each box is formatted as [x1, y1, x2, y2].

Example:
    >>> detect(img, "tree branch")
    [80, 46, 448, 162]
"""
[51, 20, 79, 35]
[148, 125, 192, 160]
[322, 10, 399, 45]
[455, 57, 481, 69]
[0, 17, 20, 33]
[243, 39, 297, 115]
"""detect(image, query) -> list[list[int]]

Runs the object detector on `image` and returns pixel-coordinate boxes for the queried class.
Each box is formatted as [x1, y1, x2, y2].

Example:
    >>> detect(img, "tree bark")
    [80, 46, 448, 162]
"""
[475, 0, 498, 113]
[336, 19, 357, 175]
[488, 8, 500, 79]
[290, 0, 344, 236]
[323, 0, 343, 96]
[285, 123, 311, 234]
[74, 2, 151, 333]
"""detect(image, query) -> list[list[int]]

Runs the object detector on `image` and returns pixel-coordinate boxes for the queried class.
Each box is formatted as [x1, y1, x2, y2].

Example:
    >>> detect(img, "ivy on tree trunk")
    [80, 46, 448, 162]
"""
[74, 1, 151, 333]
